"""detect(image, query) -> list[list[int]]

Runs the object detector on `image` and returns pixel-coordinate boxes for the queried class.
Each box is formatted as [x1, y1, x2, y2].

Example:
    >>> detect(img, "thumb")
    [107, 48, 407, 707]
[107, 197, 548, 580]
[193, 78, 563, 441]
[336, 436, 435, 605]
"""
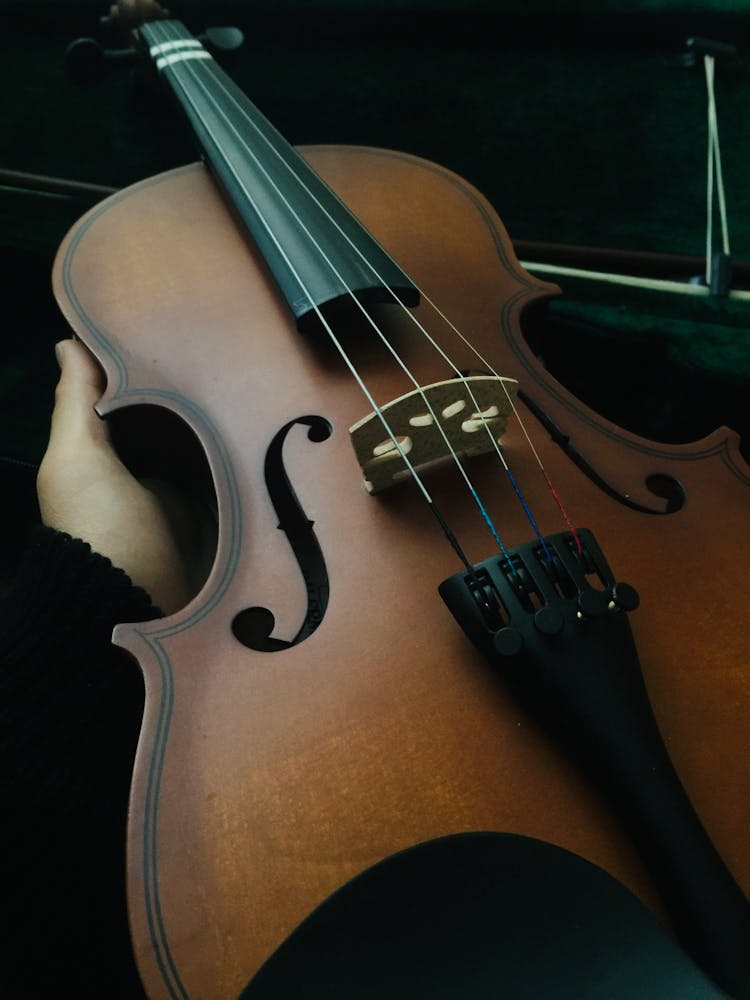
[48, 338, 110, 448]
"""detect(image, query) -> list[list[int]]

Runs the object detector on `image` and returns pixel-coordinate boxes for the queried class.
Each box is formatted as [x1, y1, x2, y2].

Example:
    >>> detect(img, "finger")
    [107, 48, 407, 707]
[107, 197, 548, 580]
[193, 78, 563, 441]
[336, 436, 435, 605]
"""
[48, 338, 111, 448]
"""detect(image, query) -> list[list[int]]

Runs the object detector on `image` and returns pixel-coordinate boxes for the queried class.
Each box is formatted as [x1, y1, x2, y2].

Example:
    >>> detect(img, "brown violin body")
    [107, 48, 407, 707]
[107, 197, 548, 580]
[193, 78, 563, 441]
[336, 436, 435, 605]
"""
[53, 145, 750, 999]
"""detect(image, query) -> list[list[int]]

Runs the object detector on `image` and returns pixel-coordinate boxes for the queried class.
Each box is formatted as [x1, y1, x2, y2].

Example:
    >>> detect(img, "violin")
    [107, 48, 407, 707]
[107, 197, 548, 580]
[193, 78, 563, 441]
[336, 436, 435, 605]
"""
[53, 3, 750, 998]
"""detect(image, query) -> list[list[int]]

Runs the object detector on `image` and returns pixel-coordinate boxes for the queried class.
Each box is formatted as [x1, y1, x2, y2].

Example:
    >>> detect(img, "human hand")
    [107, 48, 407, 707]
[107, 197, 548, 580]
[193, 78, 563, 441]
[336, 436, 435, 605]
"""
[37, 338, 199, 615]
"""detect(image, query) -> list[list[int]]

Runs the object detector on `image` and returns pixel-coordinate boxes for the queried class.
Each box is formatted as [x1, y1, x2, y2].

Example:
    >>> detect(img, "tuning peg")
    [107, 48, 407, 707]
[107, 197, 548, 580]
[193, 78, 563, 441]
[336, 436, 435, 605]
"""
[66, 24, 244, 86]
[65, 37, 140, 85]
[199, 26, 244, 52]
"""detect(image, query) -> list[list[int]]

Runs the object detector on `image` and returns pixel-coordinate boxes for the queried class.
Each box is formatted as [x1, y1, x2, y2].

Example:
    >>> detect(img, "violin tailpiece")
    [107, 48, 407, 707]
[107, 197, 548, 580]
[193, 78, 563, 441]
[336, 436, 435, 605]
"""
[440, 529, 750, 993]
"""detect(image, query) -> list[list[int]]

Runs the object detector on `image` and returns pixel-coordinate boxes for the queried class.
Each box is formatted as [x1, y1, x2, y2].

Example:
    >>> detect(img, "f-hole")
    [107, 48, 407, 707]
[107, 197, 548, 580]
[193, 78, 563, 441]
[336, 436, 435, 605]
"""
[231, 415, 332, 652]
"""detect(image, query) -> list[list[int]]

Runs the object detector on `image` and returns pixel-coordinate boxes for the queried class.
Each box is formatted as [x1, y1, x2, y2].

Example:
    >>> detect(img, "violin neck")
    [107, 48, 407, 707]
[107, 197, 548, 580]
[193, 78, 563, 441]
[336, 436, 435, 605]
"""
[140, 20, 418, 326]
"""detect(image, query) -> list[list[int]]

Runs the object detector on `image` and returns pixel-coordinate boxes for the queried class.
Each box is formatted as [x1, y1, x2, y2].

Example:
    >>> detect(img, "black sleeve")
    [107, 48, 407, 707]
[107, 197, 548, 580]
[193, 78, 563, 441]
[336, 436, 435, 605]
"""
[0, 525, 161, 1000]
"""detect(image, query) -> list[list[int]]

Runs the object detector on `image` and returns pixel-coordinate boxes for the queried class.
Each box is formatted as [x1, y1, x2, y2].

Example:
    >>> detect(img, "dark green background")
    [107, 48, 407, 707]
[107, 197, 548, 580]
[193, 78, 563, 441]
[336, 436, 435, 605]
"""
[2, 0, 749, 473]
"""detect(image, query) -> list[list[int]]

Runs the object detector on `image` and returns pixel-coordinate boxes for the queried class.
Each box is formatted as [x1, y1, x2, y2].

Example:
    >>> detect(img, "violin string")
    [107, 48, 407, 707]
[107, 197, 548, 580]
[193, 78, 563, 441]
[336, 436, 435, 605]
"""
[146, 24, 480, 571]
[148, 21, 512, 565]
[152, 28, 511, 563]
[176, 28, 570, 560]
[151, 23, 575, 561]
[148, 25, 545, 567]
[181, 34, 552, 560]
[416, 292, 582, 552]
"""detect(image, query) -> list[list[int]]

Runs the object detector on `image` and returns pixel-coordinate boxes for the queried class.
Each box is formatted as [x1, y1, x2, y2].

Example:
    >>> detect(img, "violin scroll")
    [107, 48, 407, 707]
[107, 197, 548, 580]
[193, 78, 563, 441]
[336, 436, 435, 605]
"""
[65, 1, 169, 85]
[65, 3, 244, 85]
[101, 0, 170, 38]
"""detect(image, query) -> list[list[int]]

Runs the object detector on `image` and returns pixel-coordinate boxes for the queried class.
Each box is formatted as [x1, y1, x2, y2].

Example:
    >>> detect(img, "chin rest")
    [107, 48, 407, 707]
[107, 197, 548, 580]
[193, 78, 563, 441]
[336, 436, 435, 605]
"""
[241, 832, 727, 999]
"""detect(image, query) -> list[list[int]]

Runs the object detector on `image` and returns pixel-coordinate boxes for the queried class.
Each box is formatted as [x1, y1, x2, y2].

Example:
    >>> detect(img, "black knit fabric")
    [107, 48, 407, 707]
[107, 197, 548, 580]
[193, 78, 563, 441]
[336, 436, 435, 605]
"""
[1, 525, 159, 1000]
